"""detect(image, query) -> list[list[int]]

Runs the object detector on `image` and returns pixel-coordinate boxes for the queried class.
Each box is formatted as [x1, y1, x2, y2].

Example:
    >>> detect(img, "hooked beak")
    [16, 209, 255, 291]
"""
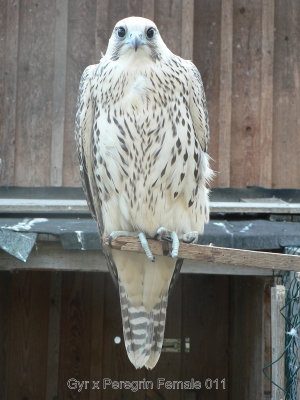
[130, 34, 142, 52]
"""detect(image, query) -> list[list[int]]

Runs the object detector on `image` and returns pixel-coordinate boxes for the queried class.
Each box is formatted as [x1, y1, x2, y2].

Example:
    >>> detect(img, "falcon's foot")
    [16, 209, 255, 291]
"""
[108, 231, 155, 262]
[154, 227, 179, 258]
[154, 228, 199, 258]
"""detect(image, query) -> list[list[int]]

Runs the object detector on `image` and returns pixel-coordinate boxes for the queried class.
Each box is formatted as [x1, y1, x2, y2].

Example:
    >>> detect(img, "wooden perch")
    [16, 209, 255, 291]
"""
[103, 236, 300, 272]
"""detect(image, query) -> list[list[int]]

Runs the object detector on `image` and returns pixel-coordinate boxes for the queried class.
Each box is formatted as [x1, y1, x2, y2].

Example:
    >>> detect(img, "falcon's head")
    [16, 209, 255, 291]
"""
[105, 17, 169, 62]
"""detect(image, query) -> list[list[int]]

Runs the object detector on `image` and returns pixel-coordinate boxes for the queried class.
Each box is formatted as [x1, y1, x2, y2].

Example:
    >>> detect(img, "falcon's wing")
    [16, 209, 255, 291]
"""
[75, 64, 119, 287]
[75, 65, 99, 223]
[188, 62, 210, 152]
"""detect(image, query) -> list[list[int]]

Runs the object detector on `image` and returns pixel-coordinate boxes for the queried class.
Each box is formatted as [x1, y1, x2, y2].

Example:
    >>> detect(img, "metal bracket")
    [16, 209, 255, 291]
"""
[162, 338, 190, 353]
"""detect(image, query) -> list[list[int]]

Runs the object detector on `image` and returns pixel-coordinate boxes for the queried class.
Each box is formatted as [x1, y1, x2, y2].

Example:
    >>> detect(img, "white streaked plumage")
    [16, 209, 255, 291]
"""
[75, 16, 213, 369]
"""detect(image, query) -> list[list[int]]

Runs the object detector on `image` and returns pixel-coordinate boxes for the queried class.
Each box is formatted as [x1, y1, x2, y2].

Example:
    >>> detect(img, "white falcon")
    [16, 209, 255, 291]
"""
[75, 16, 213, 369]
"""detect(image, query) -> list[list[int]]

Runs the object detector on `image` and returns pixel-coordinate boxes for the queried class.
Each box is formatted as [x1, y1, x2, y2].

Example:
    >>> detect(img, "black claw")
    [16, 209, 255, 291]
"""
[108, 235, 113, 247]
[161, 235, 172, 242]
[182, 236, 197, 244]
[151, 257, 156, 263]
[154, 232, 160, 240]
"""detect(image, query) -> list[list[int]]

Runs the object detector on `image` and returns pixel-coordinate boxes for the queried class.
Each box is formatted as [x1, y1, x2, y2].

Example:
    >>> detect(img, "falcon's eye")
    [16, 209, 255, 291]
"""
[117, 27, 126, 38]
[146, 27, 155, 39]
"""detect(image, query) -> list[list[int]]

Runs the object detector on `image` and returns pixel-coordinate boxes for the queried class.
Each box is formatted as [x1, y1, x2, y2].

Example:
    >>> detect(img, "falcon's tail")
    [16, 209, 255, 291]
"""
[111, 250, 177, 369]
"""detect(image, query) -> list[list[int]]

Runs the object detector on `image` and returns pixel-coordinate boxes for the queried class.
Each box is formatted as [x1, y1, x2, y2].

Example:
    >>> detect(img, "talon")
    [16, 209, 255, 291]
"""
[161, 235, 172, 242]
[108, 235, 113, 247]
[181, 236, 196, 244]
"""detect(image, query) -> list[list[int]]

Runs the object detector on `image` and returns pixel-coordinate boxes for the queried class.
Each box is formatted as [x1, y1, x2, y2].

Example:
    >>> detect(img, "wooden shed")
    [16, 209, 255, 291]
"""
[0, 0, 300, 399]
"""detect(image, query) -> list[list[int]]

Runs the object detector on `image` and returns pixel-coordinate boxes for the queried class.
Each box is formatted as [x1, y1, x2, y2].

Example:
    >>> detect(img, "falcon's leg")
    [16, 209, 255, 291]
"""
[155, 228, 199, 258]
[108, 231, 155, 262]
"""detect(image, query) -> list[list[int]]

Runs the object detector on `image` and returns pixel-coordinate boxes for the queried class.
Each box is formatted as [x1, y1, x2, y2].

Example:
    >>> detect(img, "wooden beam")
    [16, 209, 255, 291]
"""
[104, 236, 300, 272]
[259, 0, 274, 187]
[181, 0, 194, 60]
[50, 0, 68, 186]
[45, 272, 62, 400]
[0, 241, 272, 275]
[271, 285, 286, 400]
[218, 0, 233, 187]
[1, 199, 300, 214]
[1, 0, 20, 185]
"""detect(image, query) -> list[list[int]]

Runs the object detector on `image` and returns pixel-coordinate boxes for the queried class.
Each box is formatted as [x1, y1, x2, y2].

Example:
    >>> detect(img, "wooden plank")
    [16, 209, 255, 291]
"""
[0, 1, 7, 183]
[14, 1, 56, 186]
[259, 0, 274, 187]
[181, 274, 229, 400]
[51, 0, 68, 186]
[89, 272, 105, 400]
[62, 0, 97, 187]
[193, 0, 222, 188]
[154, 0, 182, 55]
[101, 273, 146, 400]
[2, 198, 300, 214]
[231, 0, 262, 187]
[0, 241, 273, 276]
[181, 0, 194, 60]
[218, 0, 233, 187]
[58, 272, 93, 400]
[272, 0, 300, 188]
[146, 276, 182, 400]
[0, 271, 11, 400]
[229, 277, 269, 398]
[1, 0, 19, 185]
[46, 271, 62, 400]
[142, 0, 155, 21]
[95, 0, 109, 61]
[8, 271, 50, 399]
[105, 236, 300, 272]
[263, 281, 272, 400]
[271, 285, 286, 400]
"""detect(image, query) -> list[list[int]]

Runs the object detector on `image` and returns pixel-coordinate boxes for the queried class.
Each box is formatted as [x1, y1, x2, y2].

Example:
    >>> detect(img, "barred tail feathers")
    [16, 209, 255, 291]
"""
[111, 250, 176, 369]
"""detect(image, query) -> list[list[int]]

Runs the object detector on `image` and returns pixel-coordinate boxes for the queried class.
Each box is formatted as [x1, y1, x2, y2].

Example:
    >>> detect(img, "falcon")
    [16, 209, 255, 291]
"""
[75, 16, 213, 369]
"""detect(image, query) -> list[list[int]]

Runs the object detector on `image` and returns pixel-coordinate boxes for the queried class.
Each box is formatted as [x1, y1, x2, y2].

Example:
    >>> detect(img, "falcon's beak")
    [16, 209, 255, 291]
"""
[130, 33, 142, 52]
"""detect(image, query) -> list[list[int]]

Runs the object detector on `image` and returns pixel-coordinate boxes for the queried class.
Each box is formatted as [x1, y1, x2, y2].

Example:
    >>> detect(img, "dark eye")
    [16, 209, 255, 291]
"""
[117, 27, 126, 38]
[146, 27, 155, 39]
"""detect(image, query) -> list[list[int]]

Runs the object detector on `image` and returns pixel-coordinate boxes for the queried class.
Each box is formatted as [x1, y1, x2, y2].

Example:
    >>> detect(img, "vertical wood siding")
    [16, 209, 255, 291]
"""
[0, 0, 299, 188]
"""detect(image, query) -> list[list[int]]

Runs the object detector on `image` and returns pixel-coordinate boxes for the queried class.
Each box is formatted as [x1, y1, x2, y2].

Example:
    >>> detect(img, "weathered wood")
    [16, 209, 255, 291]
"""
[259, 0, 274, 187]
[62, 0, 96, 187]
[231, 0, 262, 187]
[229, 277, 269, 398]
[155, 0, 182, 55]
[2, 198, 300, 214]
[181, 0, 194, 60]
[8, 271, 50, 399]
[272, 0, 300, 188]
[1, 0, 19, 185]
[51, 0, 68, 186]
[182, 274, 229, 400]
[58, 272, 93, 400]
[0, 241, 273, 275]
[218, 0, 233, 187]
[194, 0, 222, 188]
[89, 272, 105, 400]
[142, 0, 155, 21]
[104, 236, 300, 272]
[95, 0, 109, 60]
[46, 271, 62, 400]
[0, 271, 11, 400]
[271, 285, 286, 400]
[263, 281, 272, 399]
[14, 1, 56, 186]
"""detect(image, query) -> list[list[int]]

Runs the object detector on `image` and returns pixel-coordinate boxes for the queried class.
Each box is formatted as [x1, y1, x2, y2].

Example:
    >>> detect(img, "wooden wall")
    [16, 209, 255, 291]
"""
[0, 269, 271, 399]
[0, 0, 299, 188]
